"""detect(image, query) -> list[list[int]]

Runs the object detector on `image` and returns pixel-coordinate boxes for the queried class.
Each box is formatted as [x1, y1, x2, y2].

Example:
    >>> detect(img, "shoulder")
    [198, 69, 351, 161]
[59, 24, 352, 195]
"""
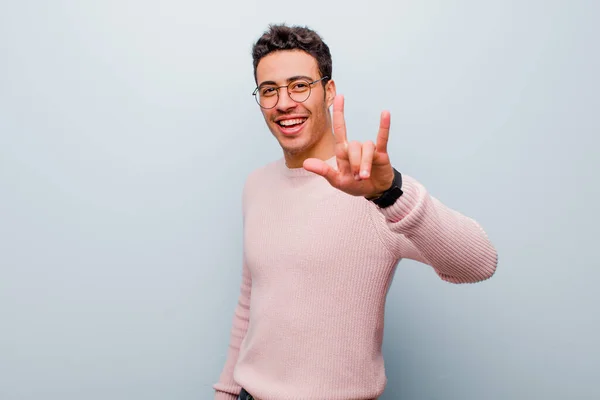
[243, 158, 280, 191]
[241, 158, 282, 211]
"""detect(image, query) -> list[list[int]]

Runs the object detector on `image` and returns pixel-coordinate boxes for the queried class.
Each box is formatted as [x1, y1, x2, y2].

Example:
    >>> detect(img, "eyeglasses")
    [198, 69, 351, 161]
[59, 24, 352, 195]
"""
[252, 76, 329, 109]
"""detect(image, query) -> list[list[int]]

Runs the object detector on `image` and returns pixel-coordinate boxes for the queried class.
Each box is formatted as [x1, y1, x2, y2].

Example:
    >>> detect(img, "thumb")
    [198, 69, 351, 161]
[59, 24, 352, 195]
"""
[303, 158, 339, 186]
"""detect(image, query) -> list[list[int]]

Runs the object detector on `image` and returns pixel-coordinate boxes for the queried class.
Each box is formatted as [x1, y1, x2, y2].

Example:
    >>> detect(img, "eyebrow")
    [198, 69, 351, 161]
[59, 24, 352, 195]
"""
[258, 75, 315, 87]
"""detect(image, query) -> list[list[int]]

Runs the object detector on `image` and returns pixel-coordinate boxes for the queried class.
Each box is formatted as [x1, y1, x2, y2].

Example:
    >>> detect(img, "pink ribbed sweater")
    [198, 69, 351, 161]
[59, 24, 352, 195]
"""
[213, 156, 497, 400]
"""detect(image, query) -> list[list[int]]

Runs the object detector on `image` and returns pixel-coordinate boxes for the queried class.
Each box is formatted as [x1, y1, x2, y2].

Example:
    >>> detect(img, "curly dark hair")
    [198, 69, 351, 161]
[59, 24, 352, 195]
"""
[251, 24, 332, 86]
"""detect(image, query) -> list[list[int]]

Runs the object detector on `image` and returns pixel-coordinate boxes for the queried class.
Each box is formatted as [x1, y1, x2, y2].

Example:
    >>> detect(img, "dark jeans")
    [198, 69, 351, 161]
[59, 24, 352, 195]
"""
[239, 388, 253, 400]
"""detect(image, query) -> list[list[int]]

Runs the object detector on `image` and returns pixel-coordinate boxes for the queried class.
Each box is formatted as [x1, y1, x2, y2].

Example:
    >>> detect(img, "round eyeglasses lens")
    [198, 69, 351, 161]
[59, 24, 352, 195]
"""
[287, 80, 312, 103]
[256, 86, 279, 109]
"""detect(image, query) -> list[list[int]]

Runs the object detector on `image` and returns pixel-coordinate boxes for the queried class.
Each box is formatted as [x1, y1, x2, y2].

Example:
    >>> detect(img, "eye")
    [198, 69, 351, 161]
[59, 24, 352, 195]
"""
[261, 87, 277, 96]
[290, 81, 310, 92]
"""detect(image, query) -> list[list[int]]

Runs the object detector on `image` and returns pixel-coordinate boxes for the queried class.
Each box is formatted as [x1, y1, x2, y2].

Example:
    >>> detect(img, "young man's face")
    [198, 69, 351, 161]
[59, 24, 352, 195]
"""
[254, 50, 336, 164]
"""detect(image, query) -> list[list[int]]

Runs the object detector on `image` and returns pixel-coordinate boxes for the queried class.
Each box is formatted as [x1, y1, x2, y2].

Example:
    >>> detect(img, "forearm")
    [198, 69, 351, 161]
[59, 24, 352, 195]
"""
[213, 262, 252, 398]
[376, 175, 498, 283]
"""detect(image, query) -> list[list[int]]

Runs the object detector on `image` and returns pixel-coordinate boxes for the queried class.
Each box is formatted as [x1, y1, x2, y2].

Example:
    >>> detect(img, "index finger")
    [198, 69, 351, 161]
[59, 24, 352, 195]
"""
[332, 95, 347, 145]
[376, 110, 391, 154]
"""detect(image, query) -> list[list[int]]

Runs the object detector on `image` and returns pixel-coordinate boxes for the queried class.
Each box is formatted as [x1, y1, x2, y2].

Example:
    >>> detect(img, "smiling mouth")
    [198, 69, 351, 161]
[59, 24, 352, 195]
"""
[277, 118, 308, 128]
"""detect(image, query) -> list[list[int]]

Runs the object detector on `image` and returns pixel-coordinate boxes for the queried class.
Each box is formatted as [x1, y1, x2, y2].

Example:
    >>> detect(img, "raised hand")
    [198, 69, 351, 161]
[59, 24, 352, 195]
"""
[303, 95, 395, 198]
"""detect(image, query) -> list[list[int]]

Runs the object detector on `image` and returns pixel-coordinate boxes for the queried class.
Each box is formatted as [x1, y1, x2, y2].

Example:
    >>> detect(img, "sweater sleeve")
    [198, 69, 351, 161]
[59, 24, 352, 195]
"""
[371, 174, 498, 283]
[212, 258, 252, 400]
[213, 173, 256, 399]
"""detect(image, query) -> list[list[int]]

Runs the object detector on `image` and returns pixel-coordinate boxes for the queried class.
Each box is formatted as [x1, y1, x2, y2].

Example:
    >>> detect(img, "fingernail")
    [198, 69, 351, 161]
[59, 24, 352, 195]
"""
[361, 170, 369, 178]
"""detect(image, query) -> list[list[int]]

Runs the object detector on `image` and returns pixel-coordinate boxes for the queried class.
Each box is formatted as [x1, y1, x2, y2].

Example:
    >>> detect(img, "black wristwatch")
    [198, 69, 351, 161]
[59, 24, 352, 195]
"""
[367, 168, 403, 208]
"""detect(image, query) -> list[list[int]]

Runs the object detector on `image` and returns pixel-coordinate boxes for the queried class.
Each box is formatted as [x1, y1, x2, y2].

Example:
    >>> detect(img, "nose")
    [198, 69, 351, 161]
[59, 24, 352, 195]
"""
[275, 88, 298, 111]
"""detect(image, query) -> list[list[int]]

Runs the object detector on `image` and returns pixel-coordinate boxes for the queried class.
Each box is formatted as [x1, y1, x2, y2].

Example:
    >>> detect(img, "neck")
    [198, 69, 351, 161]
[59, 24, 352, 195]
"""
[284, 130, 336, 169]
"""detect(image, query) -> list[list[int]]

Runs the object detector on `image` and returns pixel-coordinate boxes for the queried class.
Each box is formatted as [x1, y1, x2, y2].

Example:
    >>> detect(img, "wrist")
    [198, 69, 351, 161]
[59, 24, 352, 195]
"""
[366, 173, 395, 200]
[365, 190, 385, 200]
[366, 168, 403, 208]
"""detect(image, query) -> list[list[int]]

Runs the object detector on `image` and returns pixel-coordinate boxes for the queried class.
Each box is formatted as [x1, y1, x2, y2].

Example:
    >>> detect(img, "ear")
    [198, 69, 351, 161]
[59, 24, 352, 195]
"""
[325, 79, 336, 108]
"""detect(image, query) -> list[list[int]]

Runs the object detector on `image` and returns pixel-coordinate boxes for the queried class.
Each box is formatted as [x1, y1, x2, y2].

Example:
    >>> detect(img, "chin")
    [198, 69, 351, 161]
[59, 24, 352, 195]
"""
[268, 121, 322, 158]
[275, 135, 310, 156]
[280, 141, 310, 157]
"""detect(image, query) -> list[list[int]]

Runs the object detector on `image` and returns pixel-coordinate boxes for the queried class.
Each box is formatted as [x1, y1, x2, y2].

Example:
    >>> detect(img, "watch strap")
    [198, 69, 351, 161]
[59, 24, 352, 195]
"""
[369, 168, 403, 208]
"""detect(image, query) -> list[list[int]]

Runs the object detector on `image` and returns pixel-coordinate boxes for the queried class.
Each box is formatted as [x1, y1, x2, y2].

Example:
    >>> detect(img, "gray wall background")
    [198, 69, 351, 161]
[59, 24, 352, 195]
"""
[1, 1, 598, 399]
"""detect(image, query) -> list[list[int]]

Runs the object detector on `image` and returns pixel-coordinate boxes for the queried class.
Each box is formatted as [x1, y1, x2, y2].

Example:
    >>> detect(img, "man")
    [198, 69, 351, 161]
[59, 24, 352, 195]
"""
[213, 24, 498, 400]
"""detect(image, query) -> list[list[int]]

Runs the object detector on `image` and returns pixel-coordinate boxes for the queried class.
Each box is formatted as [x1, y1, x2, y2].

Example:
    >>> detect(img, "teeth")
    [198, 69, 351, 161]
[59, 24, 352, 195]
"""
[279, 118, 306, 126]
